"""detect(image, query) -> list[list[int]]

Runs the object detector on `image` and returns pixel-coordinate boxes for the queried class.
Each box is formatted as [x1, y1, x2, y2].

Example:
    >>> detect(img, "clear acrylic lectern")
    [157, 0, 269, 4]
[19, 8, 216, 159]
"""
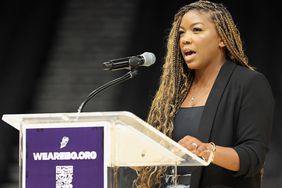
[2, 111, 210, 188]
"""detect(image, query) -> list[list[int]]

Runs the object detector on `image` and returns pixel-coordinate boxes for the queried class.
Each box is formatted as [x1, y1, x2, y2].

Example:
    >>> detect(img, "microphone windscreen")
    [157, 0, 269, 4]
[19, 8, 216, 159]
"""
[141, 52, 156, 67]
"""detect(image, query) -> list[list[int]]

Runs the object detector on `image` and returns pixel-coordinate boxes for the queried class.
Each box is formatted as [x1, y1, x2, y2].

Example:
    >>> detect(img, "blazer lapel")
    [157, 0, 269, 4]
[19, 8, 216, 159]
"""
[198, 60, 236, 142]
[191, 60, 236, 188]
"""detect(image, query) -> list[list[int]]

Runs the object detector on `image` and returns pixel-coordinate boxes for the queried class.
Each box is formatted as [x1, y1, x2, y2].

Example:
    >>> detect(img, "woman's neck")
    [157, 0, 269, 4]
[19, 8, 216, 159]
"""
[193, 59, 225, 87]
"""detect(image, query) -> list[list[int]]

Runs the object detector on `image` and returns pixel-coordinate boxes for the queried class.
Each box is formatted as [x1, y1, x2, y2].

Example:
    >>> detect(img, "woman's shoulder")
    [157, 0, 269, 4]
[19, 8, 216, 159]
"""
[230, 62, 275, 108]
[233, 63, 263, 78]
[231, 63, 270, 87]
[229, 63, 273, 99]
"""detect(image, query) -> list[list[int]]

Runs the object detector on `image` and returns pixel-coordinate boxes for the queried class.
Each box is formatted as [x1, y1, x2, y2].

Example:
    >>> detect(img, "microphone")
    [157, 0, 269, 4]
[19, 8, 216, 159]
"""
[103, 52, 156, 71]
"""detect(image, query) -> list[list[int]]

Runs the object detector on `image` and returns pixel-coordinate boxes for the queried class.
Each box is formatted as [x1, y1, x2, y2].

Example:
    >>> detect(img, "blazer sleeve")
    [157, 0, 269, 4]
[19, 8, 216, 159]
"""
[233, 72, 275, 177]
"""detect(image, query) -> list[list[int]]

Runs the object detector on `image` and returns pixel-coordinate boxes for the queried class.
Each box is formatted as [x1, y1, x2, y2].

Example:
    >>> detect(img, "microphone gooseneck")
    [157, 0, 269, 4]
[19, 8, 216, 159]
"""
[77, 70, 138, 113]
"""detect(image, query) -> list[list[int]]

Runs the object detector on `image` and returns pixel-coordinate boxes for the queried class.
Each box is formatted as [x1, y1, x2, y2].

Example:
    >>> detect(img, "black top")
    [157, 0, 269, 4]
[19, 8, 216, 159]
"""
[172, 106, 205, 176]
[172, 106, 205, 141]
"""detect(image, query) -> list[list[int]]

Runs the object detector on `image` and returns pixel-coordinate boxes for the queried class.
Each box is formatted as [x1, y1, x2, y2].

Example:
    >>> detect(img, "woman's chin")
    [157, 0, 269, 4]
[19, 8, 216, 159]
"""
[186, 62, 199, 70]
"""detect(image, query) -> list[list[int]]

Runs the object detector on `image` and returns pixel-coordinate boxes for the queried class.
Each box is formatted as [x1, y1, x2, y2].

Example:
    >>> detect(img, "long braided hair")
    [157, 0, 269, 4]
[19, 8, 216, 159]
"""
[134, 1, 253, 187]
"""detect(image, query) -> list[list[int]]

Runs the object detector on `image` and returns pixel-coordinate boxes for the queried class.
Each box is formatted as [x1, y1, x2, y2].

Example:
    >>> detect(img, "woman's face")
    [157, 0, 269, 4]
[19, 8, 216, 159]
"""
[179, 10, 225, 70]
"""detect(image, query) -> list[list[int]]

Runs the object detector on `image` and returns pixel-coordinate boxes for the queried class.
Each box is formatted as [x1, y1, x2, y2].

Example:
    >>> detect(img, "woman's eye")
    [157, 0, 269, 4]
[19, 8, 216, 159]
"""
[193, 27, 202, 32]
[179, 30, 185, 36]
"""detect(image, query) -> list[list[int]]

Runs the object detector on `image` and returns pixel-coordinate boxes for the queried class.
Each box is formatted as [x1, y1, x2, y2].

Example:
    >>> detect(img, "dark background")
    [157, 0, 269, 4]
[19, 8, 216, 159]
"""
[0, 0, 281, 187]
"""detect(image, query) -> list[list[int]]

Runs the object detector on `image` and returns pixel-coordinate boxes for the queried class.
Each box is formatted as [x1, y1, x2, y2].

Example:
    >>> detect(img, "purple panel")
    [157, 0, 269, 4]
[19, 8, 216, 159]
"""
[26, 126, 104, 188]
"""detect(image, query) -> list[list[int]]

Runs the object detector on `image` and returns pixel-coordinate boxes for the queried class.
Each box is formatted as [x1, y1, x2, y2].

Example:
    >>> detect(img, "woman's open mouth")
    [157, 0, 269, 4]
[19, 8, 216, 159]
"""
[183, 49, 196, 61]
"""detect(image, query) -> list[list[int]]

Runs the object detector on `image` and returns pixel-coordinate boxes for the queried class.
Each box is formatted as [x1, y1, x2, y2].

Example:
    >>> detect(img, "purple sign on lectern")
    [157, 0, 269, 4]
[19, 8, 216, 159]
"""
[25, 126, 105, 188]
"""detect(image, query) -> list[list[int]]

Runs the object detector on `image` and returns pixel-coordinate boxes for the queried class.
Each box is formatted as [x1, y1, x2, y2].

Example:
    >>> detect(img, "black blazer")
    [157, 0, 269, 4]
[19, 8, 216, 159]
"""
[191, 60, 275, 188]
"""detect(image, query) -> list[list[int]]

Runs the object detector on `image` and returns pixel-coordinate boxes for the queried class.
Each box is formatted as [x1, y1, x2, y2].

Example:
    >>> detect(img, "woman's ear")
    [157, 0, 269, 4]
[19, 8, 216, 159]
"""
[219, 40, 225, 48]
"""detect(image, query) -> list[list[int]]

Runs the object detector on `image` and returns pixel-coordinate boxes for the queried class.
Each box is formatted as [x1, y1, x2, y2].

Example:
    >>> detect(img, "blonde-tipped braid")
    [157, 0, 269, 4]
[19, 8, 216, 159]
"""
[147, 19, 191, 136]
[134, 17, 193, 188]
[135, 1, 252, 187]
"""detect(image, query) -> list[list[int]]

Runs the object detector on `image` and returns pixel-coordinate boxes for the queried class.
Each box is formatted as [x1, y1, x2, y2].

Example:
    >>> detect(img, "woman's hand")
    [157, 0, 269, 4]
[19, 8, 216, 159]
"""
[178, 135, 213, 161]
[178, 135, 240, 171]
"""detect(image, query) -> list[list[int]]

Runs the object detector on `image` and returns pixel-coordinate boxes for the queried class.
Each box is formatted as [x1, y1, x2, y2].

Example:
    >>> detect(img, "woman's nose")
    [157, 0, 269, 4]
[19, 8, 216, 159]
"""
[181, 34, 192, 45]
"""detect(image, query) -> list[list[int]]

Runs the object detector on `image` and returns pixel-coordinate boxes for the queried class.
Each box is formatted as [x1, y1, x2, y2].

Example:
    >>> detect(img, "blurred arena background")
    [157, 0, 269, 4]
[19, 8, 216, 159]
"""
[0, 0, 281, 187]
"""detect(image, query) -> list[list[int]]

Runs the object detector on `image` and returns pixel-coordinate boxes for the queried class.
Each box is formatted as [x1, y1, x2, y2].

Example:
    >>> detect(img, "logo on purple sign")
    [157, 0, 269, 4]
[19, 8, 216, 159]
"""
[60, 136, 69, 149]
